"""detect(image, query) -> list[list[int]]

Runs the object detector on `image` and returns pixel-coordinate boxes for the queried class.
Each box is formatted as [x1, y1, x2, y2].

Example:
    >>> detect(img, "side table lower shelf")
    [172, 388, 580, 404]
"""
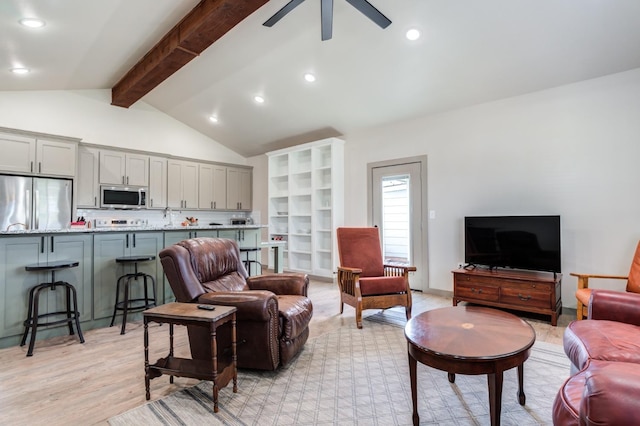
[143, 303, 237, 413]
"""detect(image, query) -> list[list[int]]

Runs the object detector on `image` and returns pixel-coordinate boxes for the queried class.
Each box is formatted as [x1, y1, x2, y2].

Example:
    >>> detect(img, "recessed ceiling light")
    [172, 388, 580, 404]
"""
[304, 73, 316, 83]
[254, 95, 265, 104]
[406, 28, 421, 41]
[10, 67, 30, 75]
[19, 18, 46, 28]
[208, 115, 219, 123]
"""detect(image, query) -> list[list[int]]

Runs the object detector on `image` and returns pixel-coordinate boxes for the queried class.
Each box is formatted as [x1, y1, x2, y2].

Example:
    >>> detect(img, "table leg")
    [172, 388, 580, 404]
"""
[448, 372, 456, 383]
[273, 246, 283, 273]
[232, 313, 238, 393]
[517, 363, 526, 405]
[211, 324, 219, 413]
[487, 372, 504, 426]
[169, 323, 174, 384]
[409, 351, 419, 426]
[144, 319, 150, 400]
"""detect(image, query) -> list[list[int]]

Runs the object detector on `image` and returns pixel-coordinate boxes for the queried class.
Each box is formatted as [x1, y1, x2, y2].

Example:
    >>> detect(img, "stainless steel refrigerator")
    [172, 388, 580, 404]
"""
[0, 175, 73, 231]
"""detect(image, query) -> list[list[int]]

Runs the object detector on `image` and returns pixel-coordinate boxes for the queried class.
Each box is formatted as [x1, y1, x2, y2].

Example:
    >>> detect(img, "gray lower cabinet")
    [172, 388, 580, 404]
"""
[93, 232, 163, 320]
[0, 234, 93, 339]
[0, 227, 263, 348]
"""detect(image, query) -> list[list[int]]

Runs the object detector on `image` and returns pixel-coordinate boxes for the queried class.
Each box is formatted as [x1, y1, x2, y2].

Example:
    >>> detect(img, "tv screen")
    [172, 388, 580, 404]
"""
[464, 215, 561, 273]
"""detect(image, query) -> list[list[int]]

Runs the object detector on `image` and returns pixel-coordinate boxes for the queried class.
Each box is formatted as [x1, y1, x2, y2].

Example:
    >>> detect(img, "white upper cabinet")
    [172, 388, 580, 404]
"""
[199, 163, 228, 210]
[76, 146, 100, 208]
[167, 159, 198, 209]
[99, 149, 149, 186]
[148, 156, 167, 209]
[0, 131, 77, 177]
[227, 166, 252, 211]
[213, 165, 227, 210]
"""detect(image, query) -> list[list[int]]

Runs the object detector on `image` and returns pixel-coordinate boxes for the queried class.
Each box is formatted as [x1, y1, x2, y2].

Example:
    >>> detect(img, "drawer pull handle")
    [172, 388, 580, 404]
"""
[472, 288, 483, 294]
[518, 294, 531, 301]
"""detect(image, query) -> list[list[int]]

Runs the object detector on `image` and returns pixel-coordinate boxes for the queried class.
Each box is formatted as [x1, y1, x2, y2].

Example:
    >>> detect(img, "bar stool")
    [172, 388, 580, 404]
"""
[239, 247, 263, 276]
[21, 260, 85, 357]
[110, 255, 157, 335]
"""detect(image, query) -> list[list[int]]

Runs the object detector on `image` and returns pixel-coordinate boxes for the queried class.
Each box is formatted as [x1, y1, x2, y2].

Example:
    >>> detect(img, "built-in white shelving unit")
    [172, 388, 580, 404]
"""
[266, 138, 344, 278]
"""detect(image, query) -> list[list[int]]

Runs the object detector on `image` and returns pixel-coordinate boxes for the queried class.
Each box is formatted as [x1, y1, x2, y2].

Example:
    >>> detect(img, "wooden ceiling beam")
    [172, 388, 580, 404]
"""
[111, 0, 269, 108]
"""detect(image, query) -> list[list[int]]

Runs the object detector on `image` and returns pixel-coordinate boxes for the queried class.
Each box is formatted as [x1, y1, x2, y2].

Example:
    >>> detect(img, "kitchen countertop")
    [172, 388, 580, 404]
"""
[0, 224, 266, 236]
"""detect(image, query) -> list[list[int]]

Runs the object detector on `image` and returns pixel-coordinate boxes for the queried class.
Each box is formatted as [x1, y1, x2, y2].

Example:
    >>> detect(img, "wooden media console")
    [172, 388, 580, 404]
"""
[452, 267, 562, 326]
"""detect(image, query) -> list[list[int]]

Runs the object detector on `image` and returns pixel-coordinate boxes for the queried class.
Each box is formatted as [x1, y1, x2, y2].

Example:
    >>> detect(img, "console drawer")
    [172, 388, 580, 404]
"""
[499, 279, 553, 293]
[501, 287, 550, 309]
[455, 283, 500, 302]
[455, 274, 499, 287]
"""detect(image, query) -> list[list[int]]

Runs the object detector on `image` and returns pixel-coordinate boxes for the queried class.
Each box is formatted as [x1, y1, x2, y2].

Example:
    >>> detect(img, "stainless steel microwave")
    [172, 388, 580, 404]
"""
[100, 185, 147, 209]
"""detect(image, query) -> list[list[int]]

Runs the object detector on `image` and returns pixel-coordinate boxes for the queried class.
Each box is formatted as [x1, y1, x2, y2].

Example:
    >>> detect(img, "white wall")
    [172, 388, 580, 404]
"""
[340, 68, 640, 308]
[0, 89, 246, 165]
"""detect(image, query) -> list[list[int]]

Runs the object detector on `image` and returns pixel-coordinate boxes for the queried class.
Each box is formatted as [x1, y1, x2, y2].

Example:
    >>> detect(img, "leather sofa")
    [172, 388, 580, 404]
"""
[160, 237, 312, 370]
[553, 290, 640, 425]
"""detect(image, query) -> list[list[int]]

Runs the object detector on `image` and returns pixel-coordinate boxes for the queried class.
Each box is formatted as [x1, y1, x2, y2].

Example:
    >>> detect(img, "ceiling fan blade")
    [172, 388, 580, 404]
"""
[263, 0, 307, 27]
[344, 0, 392, 29]
[321, 0, 334, 41]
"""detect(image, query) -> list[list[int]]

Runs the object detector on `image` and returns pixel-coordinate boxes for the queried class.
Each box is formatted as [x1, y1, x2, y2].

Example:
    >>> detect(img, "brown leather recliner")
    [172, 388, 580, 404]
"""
[553, 290, 640, 425]
[159, 237, 312, 370]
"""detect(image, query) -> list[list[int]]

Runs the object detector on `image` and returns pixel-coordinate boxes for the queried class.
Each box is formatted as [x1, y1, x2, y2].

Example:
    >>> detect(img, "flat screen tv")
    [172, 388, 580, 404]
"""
[464, 215, 561, 273]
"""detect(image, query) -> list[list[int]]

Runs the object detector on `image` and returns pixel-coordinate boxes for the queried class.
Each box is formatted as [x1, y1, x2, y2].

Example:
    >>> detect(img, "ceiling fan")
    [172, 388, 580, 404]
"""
[263, 0, 392, 41]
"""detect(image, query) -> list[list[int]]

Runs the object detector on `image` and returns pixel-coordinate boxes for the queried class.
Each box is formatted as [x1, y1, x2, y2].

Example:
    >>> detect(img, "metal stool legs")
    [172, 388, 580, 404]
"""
[110, 261, 157, 335]
[240, 248, 263, 276]
[21, 268, 84, 357]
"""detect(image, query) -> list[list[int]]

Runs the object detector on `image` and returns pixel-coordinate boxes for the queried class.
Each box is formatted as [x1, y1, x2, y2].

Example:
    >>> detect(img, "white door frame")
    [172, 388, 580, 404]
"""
[367, 156, 428, 291]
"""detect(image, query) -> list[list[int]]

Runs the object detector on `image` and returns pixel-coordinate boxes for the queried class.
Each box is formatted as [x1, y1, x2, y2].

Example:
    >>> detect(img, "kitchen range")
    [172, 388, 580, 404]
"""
[94, 217, 148, 228]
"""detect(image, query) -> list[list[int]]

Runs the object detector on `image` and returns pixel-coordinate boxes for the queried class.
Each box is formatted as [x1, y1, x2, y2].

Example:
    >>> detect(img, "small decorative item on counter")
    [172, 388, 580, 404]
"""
[70, 216, 87, 229]
[181, 217, 198, 226]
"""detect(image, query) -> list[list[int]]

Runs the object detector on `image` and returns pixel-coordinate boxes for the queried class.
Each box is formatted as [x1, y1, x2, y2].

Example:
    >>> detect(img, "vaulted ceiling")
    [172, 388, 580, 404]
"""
[3, 0, 640, 157]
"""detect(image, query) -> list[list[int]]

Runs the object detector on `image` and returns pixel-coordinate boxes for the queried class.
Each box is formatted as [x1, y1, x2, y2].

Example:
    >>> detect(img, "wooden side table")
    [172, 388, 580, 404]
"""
[143, 302, 237, 413]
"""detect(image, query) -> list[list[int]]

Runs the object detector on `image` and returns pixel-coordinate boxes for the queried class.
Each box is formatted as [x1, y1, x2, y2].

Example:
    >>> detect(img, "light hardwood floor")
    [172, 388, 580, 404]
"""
[0, 279, 572, 425]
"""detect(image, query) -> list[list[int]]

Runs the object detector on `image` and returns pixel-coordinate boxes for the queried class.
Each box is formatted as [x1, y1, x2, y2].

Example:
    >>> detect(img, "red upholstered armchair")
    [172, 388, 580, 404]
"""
[336, 227, 415, 329]
[159, 237, 312, 370]
[572, 240, 640, 319]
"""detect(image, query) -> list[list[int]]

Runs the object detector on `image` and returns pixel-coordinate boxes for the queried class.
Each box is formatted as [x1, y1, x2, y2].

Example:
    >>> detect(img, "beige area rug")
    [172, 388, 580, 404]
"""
[109, 318, 570, 426]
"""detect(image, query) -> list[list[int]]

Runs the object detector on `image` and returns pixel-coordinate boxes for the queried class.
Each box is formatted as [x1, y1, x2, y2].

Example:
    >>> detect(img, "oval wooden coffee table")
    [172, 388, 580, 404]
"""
[405, 306, 535, 426]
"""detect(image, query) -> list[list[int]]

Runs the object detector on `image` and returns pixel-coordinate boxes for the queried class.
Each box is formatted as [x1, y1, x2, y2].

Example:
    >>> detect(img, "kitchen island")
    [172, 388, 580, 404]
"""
[0, 224, 265, 349]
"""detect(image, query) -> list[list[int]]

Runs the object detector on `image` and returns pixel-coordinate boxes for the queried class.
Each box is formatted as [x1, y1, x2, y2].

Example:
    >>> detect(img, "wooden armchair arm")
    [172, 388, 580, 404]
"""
[337, 266, 361, 297]
[384, 264, 416, 277]
[570, 272, 628, 289]
[338, 266, 362, 274]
